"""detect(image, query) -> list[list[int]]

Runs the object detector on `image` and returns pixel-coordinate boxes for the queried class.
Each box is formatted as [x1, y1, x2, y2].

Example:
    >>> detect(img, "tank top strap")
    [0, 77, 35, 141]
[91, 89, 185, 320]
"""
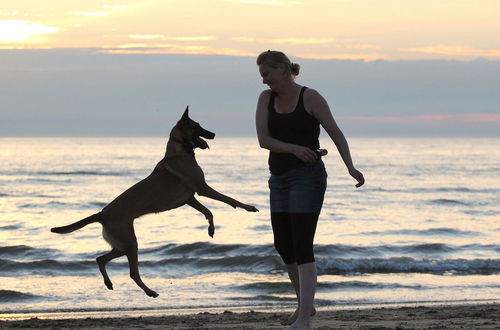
[298, 86, 307, 111]
[268, 91, 276, 112]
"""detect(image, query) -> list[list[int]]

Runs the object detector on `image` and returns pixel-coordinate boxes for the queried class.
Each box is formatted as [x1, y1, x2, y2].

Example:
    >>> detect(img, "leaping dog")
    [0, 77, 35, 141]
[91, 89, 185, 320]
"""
[51, 107, 258, 297]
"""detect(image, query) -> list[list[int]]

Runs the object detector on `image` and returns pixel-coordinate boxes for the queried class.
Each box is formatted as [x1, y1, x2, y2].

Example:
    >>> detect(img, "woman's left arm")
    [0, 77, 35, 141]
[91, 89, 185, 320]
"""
[305, 89, 365, 188]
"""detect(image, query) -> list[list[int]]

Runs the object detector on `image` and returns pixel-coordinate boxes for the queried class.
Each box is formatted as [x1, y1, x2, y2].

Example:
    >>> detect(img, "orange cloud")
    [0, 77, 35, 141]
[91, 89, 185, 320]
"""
[71, 11, 108, 17]
[296, 52, 388, 61]
[400, 45, 500, 58]
[101, 44, 254, 56]
[225, 0, 303, 6]
[129, 35, 216, 41]
[233, 37, 336, 45]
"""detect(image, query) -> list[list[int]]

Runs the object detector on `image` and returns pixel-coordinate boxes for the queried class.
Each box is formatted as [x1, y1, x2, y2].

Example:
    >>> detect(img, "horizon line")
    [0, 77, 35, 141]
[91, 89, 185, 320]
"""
[1, 47, 500, 63]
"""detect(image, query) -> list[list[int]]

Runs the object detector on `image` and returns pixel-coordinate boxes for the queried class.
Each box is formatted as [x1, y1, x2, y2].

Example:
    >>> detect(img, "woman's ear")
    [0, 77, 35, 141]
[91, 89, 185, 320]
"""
[279, 63, 287, 76]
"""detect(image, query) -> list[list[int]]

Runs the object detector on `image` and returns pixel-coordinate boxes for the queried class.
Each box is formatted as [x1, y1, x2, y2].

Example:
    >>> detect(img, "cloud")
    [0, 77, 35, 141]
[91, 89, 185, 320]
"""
[233, 37, 382, 57]
[129, 34, 216, 41]
[400, 45, 500, 58]
[225, 0, 303, 5]
[233, 37, 336, 45]
[102, 43, 253, 56]
[71, 11, 108, 17]
[101, 5, 128, 10]
[0, 20, 59, 42]
[296, 52, 388, 61]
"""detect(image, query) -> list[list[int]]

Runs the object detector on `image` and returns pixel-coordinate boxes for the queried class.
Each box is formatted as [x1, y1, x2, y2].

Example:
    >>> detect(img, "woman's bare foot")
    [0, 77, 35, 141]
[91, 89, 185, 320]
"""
[280, 307, 316, 326]
[284, 319, 313, 330]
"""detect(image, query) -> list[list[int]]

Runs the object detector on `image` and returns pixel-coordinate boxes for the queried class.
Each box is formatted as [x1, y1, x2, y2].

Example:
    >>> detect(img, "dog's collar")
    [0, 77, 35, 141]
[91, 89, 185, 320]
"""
[169, 135, 195, 152]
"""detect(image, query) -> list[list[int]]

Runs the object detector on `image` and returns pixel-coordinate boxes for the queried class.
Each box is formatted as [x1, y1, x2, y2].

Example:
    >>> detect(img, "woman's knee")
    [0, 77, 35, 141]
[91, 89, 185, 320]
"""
[291, 212, 319, 265]
[274, 240, 296, 264]
[295, 246, 315, 265]
[271, 212, 296, 264]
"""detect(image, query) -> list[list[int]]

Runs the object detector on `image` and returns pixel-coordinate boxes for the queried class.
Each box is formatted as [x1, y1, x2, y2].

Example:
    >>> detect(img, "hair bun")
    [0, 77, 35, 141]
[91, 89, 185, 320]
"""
[290, 63, 300, 76]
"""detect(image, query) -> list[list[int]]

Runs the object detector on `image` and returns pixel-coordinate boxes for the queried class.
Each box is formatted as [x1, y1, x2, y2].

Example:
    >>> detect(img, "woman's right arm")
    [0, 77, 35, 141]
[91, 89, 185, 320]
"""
[255, 91, 318, 163]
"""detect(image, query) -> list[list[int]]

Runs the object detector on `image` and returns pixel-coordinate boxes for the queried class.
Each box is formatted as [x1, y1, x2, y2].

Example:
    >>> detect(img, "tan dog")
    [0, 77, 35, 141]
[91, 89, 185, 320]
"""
[51, 107, 258, 297]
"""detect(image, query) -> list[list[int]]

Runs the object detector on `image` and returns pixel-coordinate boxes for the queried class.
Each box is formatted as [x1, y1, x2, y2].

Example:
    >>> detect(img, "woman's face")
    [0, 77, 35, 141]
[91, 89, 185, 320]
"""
[259, 63, 284, 91]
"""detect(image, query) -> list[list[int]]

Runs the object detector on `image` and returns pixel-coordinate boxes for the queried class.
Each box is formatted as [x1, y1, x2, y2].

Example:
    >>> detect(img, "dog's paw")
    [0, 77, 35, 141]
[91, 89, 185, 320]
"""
[147, 290, 159, 298]
[244, 205, 259, 212]
[208, 225, 215, 238]
[104, 280, 113, 290]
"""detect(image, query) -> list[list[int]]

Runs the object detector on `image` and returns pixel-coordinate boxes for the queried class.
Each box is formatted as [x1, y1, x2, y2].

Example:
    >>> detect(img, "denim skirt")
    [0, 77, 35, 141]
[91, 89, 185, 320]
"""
[268, 160, 327, 213]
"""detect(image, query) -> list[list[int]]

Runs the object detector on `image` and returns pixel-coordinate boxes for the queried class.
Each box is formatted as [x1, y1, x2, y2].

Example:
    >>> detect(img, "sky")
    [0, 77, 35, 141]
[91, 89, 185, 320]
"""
[1, 0, 500, 137]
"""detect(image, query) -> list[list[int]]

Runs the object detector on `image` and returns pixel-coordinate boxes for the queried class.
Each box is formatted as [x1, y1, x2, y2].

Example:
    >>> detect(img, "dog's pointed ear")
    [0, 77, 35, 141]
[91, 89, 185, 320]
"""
[181, 106, 189, 121]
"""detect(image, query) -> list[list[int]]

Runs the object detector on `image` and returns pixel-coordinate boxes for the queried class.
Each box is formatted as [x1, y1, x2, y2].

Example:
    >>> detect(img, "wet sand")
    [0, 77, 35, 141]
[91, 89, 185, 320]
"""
[1, 304, 498, 329]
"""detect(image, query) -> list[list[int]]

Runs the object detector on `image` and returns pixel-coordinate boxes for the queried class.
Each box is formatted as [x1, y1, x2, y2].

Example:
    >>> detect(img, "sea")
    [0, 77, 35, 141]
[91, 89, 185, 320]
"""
[0, 137, 499, 319]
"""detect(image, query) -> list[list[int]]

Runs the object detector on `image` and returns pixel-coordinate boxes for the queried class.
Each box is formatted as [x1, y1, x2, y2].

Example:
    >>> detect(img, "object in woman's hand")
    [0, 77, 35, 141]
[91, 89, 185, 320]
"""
[315, 148, 328, 159]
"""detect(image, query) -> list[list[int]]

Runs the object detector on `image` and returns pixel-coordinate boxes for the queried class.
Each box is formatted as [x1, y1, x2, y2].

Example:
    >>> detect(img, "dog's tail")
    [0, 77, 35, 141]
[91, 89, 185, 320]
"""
[51, 212, 101, 234]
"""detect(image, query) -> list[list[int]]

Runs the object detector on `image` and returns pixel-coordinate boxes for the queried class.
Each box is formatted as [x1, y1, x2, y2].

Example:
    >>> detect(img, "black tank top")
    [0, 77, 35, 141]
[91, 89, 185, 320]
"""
[268, 86, 320, 175]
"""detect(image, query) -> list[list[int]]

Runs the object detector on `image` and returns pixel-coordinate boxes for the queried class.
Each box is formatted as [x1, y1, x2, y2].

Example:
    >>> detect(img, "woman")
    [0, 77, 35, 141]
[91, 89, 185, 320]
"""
[255, 50, 364, 330]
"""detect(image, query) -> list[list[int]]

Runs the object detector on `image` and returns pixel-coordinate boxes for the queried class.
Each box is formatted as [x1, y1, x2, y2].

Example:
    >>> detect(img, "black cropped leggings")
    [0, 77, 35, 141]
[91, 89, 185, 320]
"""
[271, 212, 319, 265]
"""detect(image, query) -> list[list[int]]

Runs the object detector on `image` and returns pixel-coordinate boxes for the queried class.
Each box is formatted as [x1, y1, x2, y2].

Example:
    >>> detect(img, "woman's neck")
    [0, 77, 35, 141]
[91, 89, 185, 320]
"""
[274, 81, 300, 96]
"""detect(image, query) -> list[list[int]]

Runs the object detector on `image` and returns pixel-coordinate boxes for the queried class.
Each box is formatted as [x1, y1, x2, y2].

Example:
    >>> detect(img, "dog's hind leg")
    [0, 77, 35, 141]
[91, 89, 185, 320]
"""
[187, 197, 214, 238]
[96, 248, 125, 290]
[125, 245, 159, 298]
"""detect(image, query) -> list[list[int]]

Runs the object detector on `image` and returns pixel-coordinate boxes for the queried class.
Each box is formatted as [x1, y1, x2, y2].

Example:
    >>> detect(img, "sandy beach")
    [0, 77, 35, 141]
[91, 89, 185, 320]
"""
[1, 304, 498, 329]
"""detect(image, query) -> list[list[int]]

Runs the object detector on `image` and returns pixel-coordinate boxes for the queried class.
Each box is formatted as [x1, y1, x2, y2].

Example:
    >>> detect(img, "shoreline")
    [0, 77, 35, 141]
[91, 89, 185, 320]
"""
[1, 303, 498, 329]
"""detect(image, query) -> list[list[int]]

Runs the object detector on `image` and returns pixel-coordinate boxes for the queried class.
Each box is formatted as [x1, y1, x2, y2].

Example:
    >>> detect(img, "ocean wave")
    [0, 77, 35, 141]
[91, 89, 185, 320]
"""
[2, 253, 498, 277]
[250, 225, 272, 231]
[128, 241, 500, 260]
[0, 225, 21, 230]
[234, 280, 423, 293]
[413, 187, 499, 193]
[17, 201, 107, 210]
[428, 198, 470, 206]
[142, 242, 274, 258]
[318, 257, 500, 275]
[36, 170, 131, 177]
[358, 228, 482, 237]
[316, 243, 500, 257]
[362, 186, 497, 194]
[0, 290, 42, 303]
[0, 245, 61, 260]
[147, 255, 283, 274]
[0, 259, 96, 275]
[228, 295, 332, 306]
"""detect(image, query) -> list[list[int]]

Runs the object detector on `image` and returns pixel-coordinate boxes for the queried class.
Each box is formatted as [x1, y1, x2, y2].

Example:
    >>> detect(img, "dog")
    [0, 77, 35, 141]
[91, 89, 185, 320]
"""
[51, 107, 258, 297]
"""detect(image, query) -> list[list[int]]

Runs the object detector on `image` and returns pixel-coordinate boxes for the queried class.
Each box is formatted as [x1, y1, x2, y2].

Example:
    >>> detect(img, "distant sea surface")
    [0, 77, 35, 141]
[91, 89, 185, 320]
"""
[0, 137, 499, 319]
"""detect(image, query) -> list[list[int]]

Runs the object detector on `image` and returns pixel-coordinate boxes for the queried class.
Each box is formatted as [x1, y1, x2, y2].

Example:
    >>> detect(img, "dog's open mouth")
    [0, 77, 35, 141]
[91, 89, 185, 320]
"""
[194, 128, 215, 149]
[194, 136, 209, 149]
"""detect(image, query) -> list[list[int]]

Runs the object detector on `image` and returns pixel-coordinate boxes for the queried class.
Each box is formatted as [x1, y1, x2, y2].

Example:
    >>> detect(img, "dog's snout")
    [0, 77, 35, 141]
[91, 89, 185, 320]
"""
[199, 127, 215, 139]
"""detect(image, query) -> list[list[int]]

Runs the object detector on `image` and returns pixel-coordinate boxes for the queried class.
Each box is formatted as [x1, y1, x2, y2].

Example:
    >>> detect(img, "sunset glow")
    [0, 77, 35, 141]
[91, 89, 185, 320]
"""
[1, 0, 499, 60]
[0, 20, 59, 42]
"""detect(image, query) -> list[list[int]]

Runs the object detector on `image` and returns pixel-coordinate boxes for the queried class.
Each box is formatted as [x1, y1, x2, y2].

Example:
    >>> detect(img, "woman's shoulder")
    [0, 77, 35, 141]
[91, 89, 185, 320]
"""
[303, 87, 326, 104]
[259, 89, 272, 97]
[256, 89, 272, 112]
[303, 88, 328, 115]
[303, 87, 321, 98]
[258, 89, 273, 102]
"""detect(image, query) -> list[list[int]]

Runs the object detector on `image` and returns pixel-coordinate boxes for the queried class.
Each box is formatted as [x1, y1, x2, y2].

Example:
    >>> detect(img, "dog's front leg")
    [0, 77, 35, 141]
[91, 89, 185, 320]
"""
[197, 184, 258, 212]
[187, 197, 214, 237]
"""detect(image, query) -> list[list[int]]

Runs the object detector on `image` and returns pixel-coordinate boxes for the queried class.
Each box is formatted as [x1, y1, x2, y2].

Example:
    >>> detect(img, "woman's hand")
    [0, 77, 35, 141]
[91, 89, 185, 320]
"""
[292, 145, 318, 163]
[349, 168, 365, 188]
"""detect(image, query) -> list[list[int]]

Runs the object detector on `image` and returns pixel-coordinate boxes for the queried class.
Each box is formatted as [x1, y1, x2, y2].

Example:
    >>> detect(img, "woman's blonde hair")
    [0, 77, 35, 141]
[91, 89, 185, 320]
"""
[256, 50, 300, 77]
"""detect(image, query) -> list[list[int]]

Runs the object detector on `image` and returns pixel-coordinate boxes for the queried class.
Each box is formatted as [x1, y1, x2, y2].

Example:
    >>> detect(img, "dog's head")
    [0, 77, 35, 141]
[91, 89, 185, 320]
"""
[174, 106, 215, 149]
